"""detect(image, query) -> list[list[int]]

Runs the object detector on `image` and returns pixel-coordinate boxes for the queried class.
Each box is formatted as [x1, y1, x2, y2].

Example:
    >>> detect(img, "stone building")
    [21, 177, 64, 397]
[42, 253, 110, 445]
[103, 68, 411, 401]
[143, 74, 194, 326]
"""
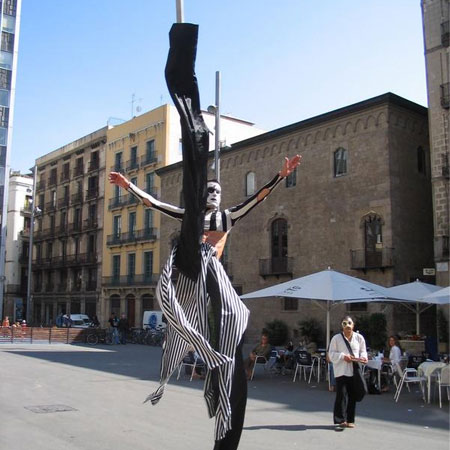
[421, 0, 450, 287]
[31, 128, 107, 325]
[157, 93, 434, 342]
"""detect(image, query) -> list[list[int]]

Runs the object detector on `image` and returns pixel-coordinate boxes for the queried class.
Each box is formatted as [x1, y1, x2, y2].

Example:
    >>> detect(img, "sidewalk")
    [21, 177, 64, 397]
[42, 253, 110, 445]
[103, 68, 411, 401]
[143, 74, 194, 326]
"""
[0, 343, 448, 450]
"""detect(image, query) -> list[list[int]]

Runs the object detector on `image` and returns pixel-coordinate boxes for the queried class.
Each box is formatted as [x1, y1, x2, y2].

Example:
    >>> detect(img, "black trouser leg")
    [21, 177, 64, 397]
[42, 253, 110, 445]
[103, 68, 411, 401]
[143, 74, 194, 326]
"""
[207, 267, 247, 450]
[334, 376, 356, 424]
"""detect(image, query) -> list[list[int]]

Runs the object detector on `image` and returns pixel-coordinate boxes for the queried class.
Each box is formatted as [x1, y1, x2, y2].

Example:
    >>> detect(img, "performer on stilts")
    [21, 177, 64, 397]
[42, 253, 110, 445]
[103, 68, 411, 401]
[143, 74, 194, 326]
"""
[109, 12, 301, 450]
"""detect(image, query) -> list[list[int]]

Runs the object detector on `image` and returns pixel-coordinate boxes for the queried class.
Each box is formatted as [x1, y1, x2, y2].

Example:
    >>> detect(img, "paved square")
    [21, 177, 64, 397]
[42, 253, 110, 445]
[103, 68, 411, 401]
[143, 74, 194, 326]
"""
[0, 343, 448, 450]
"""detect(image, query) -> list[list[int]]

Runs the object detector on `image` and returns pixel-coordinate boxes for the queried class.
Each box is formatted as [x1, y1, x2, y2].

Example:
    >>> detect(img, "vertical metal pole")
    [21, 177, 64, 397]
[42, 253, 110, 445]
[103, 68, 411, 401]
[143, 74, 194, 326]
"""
[176, 0, 184, 23]
[26, 165, 37, 324]
[214, 71, 221, 183]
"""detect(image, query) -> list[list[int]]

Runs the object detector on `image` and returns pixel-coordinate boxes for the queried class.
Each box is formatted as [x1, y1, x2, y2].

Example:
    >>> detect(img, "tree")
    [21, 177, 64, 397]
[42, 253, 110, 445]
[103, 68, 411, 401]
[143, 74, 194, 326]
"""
[265, 319, 289, 346]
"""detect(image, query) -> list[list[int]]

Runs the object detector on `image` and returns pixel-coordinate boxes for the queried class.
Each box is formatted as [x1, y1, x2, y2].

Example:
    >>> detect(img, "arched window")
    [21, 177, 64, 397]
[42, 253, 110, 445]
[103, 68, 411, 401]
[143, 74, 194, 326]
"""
[417, 146, 426, 175]
[271, 218, 288, 273]
[246, 171, 255, 196]
[334, 147, 347, 177]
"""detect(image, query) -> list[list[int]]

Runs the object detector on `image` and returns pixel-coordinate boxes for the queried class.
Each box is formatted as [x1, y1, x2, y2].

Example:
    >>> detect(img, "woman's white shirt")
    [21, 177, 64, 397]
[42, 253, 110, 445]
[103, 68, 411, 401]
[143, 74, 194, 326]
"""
[328, 332, 367, 378]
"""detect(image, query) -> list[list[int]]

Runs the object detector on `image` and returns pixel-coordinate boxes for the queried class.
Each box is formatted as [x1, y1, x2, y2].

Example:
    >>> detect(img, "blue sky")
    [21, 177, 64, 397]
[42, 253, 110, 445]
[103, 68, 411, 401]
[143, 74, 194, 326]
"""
[11, 0, 427, 173]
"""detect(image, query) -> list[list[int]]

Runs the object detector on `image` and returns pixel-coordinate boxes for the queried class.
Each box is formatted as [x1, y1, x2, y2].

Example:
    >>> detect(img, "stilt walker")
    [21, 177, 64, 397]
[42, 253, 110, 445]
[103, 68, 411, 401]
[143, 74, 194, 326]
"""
[109, 3, 301, 448]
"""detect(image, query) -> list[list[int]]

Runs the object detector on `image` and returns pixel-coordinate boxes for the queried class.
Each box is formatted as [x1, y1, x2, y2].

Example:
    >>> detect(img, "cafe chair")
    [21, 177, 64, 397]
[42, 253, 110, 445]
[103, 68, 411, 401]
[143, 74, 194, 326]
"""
[437, 365, 450, 408]
[293, 350, 318, 383]
[250, 349, 278, 380]
[393, 365, 426, 402]
[177, 352, 205, 381]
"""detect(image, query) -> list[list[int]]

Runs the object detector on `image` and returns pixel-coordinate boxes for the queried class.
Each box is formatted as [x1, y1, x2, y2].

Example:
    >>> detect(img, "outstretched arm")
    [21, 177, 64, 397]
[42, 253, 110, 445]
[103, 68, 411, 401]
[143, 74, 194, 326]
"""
[227, 155, 301, 225]
[109, 172, 184, 221]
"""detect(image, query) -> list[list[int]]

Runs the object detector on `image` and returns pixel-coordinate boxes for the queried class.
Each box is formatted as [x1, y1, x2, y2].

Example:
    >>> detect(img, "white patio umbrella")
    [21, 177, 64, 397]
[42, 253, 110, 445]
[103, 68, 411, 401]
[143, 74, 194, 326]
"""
[422, 286, 450, 305]
[241, 268, 392, 345]
[385, 280, 444, 335]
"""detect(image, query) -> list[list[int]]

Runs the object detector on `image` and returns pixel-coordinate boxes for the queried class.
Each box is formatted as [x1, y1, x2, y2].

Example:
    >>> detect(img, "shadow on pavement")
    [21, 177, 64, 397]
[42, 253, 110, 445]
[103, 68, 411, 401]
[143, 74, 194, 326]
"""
[3, 344, 449, 431]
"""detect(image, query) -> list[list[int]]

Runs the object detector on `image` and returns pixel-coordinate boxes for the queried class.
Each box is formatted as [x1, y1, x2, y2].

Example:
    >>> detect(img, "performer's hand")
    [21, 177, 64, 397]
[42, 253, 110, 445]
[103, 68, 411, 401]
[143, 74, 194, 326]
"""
[279, 154, 302, 177]
[109, 172, 130, 189]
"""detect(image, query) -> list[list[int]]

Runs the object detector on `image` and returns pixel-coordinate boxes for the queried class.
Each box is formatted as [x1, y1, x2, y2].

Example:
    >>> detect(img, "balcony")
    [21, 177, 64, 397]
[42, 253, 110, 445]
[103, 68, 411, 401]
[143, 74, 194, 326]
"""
[350, 248, 394, 272]
[110, 163, 125, 174]
[73, 165, 84, 178]
[83, 218, 98, 230]
[68, 222, 83, 234]
[442, 20, 449, 47]
[87, 159, 99, 172]
[58, 197, 70, 208]
[102, 274, 159, 287]
[36, 180, 46, 191]
[259, 257, 294, 278]
[126, 157, 140, 172]
[141, 153, 158, 167]
[106, 228, 158, 246]
[71, 192, 83, 205]
[60, 171, 70, 183]
[86, 188, 98, 200]
[441, 83, 450, 109]
[45, 201, 57, 212]
[20, 228, 30, 238]
[20, 205, 32, 215]
[108, 196, 128, 210]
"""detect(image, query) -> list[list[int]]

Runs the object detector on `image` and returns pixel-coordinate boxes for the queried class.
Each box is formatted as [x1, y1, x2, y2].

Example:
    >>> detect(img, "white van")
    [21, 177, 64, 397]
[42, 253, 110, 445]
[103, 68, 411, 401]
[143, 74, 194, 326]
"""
[142, 311, 166, 330]
[70, 314, 92, 328]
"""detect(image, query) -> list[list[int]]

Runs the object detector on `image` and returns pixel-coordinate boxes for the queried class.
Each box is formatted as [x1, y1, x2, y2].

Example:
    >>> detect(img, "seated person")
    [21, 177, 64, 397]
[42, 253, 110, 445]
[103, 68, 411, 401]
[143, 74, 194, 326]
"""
[381, 335, 403, 391]
[183, 347, 206, 379]
[244, 332, 272, 379]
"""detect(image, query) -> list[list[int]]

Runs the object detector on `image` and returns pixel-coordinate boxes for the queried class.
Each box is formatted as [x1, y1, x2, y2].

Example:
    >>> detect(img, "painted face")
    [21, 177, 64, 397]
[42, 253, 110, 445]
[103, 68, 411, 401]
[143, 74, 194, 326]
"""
[341, 318, 354, 331]
[206, 182, 221, 210]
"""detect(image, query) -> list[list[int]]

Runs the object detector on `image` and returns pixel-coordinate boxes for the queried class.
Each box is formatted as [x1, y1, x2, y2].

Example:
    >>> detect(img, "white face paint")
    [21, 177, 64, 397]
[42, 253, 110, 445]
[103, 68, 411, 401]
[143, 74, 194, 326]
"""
[206, 182, 221, 210]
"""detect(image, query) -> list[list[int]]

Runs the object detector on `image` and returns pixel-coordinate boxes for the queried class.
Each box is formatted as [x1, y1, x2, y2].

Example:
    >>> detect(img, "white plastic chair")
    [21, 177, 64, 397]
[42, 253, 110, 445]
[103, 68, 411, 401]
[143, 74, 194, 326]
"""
[393, 364, 427, 402]
[437, 365, 450, 408]
[250, 350, 278, 380]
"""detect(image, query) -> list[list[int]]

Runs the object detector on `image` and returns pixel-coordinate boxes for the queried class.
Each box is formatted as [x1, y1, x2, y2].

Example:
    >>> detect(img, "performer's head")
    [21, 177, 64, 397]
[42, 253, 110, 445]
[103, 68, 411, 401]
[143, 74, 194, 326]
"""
[206, 180, 221, 210]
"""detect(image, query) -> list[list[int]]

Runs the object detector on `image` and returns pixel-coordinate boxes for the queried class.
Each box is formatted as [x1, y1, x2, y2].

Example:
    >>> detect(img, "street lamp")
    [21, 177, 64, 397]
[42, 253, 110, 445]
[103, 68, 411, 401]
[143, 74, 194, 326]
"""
[207, 71, 221, 183]
[26, 165, 40, 324]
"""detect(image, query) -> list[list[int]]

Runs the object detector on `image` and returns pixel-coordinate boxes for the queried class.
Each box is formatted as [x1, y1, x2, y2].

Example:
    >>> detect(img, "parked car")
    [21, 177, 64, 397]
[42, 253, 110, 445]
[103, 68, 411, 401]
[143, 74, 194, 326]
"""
[70, 314, 92, 328]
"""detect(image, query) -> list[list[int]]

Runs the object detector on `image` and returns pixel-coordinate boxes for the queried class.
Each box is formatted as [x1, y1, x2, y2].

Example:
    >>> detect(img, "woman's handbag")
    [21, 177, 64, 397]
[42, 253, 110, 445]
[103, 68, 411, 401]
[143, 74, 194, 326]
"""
[341, 333, 367, 402]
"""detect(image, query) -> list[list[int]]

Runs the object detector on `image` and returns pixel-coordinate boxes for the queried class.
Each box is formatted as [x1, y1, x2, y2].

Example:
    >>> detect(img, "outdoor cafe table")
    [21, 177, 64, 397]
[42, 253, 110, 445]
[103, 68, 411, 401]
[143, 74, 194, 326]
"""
[366, 358, 382, 389]
[417, 361, 446, 403]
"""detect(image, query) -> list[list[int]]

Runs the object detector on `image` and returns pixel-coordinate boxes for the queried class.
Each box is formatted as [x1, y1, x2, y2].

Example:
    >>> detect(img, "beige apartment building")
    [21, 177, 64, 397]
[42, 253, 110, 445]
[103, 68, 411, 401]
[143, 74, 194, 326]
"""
[31, 128, 107, 325]
[157, 93, 435, 342]
[422, 0, 450, 287]
[101, 104, 264, 327]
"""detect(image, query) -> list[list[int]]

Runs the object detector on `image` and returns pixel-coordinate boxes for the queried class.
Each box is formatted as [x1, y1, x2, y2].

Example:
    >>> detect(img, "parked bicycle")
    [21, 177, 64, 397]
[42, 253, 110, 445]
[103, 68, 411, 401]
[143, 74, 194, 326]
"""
[86, 328, 113, 345]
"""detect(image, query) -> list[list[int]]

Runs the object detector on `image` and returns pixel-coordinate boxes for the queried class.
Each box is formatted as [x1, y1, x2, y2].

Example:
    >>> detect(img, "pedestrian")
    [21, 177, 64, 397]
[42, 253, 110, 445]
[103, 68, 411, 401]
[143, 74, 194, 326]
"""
[109, 22, 300, 450]
[118, 313, 129, 345]
[2, 316, 10, 327]
[244, 332, 273, 379]
[108, 313, 119, 344]
[328, 315, 367, 431]
[91, 315, 100, 328]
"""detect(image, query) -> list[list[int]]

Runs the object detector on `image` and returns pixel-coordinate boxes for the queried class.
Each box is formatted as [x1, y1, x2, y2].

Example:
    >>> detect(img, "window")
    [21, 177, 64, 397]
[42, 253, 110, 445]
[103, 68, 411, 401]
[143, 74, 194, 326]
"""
[364, 214, 383, 268]
[0, 106, 8, 128]
[127, 253, 136, 282]
[146, 172, 154, 193]
[113, 215, 122, 237]
[285, 168, 297, 188]
[142, 294, 154, 311]
[112, 255, 121, 280]
[0, 68, 11, 90]
[51, 190, 56, 206]
[74, 237, 80, 256]
[417, 146, 426, 175]
[1, 31, 14, 53]
[74, 208, 82, 229]
[60, 210, 67, 229]
[47, 242, 53, 259]
[114, 152, 123, 171]
[130, 146, 137, 164]
[334, 147, 347, 177]
[88, 234, 96, 254]
[128, 211, 136, 236]
[3, 0, 18, 17]
[283, 297, 298, 311]
[271, 218, 288, 273]
[144, 209, 153, 230]
[0, 89, 9, 107]
[146, 140, 155, 162]
[114, 184, 121, 199]
[246, 172, 255, 196]
[144, 251, 153, 281]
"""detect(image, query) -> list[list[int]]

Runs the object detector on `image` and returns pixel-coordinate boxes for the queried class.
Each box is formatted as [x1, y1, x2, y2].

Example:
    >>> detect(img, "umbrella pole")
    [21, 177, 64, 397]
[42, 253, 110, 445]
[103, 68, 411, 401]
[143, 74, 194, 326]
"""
[416, 302, 420, 335]
[326, 301, 331, 348]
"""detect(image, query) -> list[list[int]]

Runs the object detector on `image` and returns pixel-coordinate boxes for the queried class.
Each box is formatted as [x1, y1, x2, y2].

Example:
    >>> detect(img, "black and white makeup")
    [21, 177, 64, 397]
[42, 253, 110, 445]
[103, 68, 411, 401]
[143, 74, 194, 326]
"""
[206, 181, 221, 210]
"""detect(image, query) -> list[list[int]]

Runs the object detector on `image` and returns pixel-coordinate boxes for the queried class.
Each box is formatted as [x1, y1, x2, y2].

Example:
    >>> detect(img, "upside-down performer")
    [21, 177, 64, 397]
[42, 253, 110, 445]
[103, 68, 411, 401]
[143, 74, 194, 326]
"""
[109, 22, 300, 450]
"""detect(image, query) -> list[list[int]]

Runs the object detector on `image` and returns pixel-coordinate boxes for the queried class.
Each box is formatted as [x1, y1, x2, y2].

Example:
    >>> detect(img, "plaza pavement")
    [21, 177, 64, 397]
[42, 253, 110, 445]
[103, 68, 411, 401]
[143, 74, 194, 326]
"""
[0, 343, 448, 450]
